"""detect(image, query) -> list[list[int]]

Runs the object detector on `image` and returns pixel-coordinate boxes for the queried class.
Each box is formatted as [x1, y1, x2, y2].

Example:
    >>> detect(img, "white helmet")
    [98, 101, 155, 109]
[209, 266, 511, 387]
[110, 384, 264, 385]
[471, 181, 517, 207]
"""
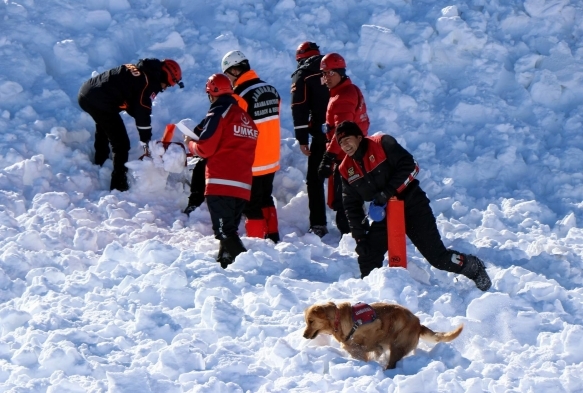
[221, 50, 247, 73]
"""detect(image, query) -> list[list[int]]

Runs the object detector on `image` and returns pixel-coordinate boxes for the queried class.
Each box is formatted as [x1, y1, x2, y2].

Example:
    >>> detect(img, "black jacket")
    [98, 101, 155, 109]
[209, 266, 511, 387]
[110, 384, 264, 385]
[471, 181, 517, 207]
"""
[290, 55, 329, 145]
[78, 58, 165, 141]
[340, 135, 420, 239]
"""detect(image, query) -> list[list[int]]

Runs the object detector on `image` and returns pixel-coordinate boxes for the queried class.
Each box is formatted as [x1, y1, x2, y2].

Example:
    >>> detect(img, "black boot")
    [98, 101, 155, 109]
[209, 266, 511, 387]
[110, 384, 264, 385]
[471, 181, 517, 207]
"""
[110, 170, 129, 191]
[217, 235, 246, 268]
[267, 232, 280, 243]
[95, 150, 109, 166]
[456, 252, 492, 291]
[216, 242, 225, 264]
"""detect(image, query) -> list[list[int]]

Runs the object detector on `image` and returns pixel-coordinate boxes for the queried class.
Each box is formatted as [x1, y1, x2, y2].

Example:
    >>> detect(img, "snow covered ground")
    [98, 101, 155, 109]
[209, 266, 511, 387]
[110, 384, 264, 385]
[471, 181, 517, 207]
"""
[1, 0, 583, 391]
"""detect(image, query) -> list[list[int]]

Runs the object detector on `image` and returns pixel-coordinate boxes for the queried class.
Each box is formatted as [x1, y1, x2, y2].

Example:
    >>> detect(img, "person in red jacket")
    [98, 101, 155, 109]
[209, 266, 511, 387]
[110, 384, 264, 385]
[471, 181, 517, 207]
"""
[317, 53, 369, 234]
[336, 121, 492, 291]
[183, 74, 258, 268]
[78, 58, 183, 191]
[221, 50, 282, 243]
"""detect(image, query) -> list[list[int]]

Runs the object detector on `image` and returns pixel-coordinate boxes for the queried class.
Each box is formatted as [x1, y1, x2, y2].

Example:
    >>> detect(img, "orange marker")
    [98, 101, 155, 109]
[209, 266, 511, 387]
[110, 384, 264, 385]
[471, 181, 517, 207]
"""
[161, 124, 176, 147]
[387, 198, 407, 268]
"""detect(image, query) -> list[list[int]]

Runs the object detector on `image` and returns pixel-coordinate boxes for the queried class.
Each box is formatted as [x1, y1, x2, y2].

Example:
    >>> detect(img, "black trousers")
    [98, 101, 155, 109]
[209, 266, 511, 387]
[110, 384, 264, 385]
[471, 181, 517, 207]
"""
[189, 163, 276, 222]
[78, 95, 130, 187]
[206, 195, 246, 240]
[188, 158, 207, 207]
[332, 167, 350, 234]
[243, 172, 275, 220]
[306, 133, 327, 227]
[358, 184, 458, 278]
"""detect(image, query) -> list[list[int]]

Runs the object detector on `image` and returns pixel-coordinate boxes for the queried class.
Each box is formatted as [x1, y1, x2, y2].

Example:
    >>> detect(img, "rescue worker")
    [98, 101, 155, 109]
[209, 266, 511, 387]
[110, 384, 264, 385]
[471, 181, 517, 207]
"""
[317, 53, 369, 234]
[78, 58, 183, 191]
[336, 121, 492, 291]
[221, 50, 281, 243]
[183, 74, 258, 268]
[291, 42, 330, 238]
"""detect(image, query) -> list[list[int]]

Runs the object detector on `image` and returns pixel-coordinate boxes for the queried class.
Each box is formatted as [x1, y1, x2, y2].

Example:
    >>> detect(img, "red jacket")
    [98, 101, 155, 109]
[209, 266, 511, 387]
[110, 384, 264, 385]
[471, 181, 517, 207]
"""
[339, 135, 419, 239]
[188, 95, 258, 200]
[325, 78, 370, 158]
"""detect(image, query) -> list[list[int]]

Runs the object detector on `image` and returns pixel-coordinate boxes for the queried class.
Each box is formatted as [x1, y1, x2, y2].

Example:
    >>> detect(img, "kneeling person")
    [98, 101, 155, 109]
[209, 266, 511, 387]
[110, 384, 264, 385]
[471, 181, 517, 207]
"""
[337, 121, 491, 291]
[184, 74, 258, 267]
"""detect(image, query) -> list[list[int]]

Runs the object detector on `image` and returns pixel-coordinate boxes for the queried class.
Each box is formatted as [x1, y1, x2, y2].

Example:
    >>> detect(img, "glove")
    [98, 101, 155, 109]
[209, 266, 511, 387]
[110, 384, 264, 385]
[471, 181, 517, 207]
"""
[138, 129, 152, 143]
[372, 190, 392, 206]
[368, 202, 387, 222]
[355, 237, 370, 257]
[318, 152, 336, 180]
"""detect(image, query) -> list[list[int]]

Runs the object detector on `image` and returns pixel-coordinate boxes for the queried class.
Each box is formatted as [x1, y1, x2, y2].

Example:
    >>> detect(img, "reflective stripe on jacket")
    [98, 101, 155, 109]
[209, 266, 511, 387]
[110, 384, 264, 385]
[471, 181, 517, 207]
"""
[234, 70, 281, 176]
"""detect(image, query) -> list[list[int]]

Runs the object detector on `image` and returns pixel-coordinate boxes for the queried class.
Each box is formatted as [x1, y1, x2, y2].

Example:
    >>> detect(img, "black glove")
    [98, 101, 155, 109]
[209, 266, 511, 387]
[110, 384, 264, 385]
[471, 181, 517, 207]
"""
[372, 190, 393, 206]
[138, 129, 152, 143]
[355, 237, 370, 257]
[318, 152, 336, 180]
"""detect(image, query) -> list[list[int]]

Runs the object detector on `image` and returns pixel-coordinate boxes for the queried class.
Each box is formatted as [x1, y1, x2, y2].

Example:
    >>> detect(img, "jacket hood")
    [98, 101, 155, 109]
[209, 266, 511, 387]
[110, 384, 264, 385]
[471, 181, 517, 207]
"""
[292, 54, 323, 77]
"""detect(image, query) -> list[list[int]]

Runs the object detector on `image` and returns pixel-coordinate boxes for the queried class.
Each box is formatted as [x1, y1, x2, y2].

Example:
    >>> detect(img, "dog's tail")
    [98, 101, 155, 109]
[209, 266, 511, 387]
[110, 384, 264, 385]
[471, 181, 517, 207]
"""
[419, 324, 463, 343]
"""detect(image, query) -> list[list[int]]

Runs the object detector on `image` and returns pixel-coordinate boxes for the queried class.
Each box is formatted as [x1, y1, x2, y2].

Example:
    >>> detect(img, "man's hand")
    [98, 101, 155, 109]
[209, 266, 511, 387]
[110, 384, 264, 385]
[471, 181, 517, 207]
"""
[183, 135, 193, 145]
[372, 190, 393, 206]
[300, 145, 310, 157]
[318, 152, 336, 180]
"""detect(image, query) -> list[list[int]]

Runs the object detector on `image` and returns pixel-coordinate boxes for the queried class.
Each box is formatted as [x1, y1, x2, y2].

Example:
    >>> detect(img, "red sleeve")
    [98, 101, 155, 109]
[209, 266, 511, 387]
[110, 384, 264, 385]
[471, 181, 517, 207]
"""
[325, 87, 359, 155]
[191, 114, 223, 158]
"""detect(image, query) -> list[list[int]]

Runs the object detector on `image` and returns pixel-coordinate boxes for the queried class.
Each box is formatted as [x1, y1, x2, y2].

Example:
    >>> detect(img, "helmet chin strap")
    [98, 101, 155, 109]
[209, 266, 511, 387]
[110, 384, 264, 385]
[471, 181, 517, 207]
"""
[208, 94, 218, 103]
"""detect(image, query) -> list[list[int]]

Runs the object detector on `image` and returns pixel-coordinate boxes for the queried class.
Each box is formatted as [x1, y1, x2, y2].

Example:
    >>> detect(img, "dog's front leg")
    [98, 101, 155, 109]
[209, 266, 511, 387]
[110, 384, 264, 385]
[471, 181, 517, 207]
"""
[342, 343, 368, 362]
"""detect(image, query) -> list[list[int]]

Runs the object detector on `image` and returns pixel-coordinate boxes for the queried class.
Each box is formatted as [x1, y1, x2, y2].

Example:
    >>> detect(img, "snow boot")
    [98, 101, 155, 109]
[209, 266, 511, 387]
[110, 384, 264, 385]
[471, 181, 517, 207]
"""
[455, 252, 492, 291]
[95, 150, 109, 166]
[309, 225, 328, 238]
[217, 235, 247, 268]
[110, 170, 129, 192]
[262, 206, 280, 243]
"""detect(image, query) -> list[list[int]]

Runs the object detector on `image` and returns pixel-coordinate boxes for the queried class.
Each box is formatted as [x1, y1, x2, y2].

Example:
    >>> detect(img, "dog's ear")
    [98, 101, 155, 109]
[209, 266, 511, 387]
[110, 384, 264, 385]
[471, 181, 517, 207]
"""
[307, 303, 328, 319]
[323, 301, 338, 320]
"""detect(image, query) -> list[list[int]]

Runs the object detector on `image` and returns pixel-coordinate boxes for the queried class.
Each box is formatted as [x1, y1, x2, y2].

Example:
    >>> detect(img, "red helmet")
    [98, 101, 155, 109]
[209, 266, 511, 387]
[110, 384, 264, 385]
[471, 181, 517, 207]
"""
[206, 73, 233, 96]
[296, 42, 320, 61]
[161, 59, 184, 88]
[320, 53, 346, 71]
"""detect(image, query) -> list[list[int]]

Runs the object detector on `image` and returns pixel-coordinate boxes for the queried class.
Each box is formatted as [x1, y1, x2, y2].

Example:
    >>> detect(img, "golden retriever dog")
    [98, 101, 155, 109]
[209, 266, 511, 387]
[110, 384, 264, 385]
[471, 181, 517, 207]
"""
[303, 301, 463, 369]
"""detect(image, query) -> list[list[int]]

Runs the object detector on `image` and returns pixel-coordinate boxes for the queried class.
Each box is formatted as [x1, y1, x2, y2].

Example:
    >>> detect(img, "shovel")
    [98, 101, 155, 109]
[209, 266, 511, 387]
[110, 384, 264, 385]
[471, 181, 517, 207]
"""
[139, 121, 198, 163]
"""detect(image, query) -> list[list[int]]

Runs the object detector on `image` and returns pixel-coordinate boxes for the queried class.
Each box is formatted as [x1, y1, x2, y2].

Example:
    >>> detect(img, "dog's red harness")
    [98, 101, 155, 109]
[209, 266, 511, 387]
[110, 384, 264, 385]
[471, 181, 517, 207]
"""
[334, 302, 377, 342]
